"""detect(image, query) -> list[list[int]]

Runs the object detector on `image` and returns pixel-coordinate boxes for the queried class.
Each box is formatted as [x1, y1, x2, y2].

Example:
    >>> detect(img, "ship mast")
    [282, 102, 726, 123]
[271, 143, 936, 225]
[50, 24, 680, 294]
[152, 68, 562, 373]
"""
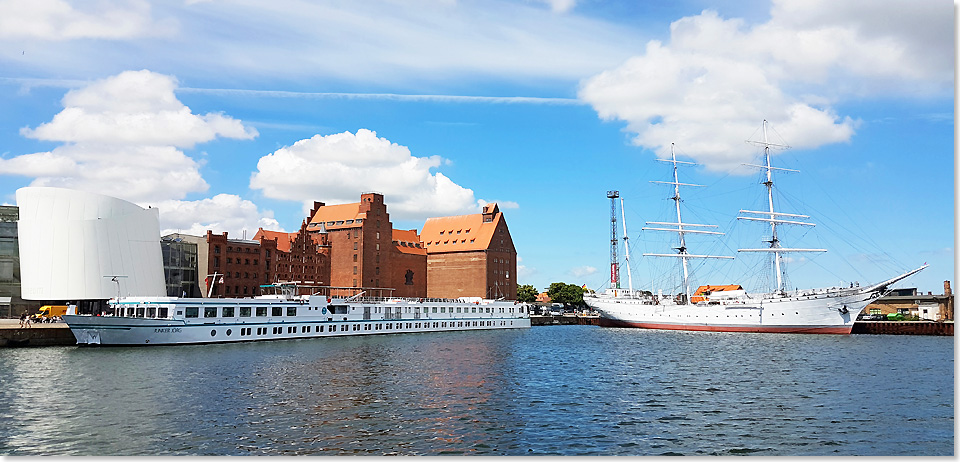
[738, 120, 826, 294]
[643, 143, 733, 303]
[620, 197, 633, 294]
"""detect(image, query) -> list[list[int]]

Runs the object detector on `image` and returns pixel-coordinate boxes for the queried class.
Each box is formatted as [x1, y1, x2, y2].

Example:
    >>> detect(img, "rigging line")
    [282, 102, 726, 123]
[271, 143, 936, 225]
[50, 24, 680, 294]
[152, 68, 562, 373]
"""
[777, 183, 904, 271]
[812, 186, 902, 268]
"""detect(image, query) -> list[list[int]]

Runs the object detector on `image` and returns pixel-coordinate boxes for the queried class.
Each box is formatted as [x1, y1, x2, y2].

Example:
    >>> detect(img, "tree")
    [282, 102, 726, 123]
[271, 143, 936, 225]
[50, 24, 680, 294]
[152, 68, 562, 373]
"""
[547, 282, 586, 307]
[516, 284, 538, 303]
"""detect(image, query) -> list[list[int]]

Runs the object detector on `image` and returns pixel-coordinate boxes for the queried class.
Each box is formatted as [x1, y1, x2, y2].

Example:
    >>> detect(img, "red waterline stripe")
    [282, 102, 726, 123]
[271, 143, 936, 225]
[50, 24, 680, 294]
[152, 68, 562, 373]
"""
[598, 318, 852, 334]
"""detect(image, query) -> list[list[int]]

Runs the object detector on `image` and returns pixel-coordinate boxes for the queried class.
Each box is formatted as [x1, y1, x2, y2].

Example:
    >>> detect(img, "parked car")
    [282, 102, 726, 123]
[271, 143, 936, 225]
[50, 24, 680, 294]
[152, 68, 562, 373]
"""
[859, 314, 885, 321]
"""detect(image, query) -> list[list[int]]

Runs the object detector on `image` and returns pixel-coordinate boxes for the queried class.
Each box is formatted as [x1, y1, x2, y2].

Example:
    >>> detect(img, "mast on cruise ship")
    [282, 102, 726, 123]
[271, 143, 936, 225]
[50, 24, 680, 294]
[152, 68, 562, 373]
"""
[643, 143, 733, 303]
[738, 120, 826, 294]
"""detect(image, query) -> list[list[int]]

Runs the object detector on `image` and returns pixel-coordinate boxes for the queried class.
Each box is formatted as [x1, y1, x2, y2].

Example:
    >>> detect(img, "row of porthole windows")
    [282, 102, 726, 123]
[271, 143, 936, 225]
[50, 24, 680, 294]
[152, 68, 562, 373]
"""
[208, 319, 515, 337]
[659, 312, 800, 318]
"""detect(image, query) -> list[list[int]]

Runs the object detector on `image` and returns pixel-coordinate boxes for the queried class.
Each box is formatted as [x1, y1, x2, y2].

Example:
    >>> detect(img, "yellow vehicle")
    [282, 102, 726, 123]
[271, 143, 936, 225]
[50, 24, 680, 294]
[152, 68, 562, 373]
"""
[35, 305, 68, 320]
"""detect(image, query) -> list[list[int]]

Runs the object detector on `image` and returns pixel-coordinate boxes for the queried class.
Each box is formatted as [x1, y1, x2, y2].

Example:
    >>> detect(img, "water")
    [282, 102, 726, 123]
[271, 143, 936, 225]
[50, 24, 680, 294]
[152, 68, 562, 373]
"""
[0, 326, 952, 456]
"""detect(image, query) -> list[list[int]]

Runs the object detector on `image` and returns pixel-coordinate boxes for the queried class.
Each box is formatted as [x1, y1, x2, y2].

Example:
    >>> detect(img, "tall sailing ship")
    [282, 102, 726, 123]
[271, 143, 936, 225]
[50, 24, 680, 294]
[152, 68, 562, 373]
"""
[584, 121, 926, 334]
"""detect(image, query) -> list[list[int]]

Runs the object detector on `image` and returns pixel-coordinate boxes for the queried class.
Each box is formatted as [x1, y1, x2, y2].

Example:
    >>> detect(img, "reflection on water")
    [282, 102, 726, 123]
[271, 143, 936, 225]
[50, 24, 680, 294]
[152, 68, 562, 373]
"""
[0, 327, 952, 455]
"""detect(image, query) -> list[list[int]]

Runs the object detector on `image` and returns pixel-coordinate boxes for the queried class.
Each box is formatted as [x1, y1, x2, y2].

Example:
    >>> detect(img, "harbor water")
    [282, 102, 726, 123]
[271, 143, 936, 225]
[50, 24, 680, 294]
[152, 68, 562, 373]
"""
[0, 325, 952, 456]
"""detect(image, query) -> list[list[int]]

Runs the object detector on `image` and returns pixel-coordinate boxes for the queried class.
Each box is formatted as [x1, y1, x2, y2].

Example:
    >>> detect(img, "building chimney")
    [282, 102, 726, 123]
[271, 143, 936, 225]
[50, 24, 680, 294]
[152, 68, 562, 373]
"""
[482, 203, 499, 223]
[309, 201, 324, 221]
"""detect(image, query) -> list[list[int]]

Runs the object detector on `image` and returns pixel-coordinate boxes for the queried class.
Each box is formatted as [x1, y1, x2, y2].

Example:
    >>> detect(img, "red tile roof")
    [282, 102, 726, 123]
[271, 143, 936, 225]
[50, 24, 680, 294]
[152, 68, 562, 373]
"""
[308, 202, 366, 231]
[420, 204, 501, 253]
[392, 229, 426, 255]
[254, 228, 295, 252]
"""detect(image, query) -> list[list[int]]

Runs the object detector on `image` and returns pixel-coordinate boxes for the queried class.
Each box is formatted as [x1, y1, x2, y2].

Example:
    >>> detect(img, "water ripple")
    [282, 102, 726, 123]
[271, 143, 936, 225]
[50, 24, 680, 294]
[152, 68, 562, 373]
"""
[0, 327, 952, 455]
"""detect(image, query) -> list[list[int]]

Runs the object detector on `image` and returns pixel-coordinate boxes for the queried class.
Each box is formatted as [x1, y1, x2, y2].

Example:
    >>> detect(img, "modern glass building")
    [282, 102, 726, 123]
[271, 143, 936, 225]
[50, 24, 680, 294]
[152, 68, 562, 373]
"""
[0, 206, 29, 318]
[161, 235, 201, 298]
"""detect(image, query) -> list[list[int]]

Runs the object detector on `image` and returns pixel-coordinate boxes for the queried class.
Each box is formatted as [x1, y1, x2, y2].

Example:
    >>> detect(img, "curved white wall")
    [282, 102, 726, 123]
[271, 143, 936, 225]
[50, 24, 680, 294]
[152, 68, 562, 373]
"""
[17, 187, 165, 300]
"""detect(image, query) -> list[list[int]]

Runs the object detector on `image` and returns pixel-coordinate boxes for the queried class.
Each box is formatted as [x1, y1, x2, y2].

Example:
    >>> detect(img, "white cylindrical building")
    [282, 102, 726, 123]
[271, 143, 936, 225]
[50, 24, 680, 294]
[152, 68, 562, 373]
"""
[16, 187, 165, 300]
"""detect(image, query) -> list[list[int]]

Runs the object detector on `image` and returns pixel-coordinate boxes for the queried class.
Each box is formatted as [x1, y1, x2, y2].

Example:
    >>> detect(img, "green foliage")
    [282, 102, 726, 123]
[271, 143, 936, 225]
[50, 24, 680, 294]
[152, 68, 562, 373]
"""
[516, 284, 538, 303]
[547, 282, 586, 307]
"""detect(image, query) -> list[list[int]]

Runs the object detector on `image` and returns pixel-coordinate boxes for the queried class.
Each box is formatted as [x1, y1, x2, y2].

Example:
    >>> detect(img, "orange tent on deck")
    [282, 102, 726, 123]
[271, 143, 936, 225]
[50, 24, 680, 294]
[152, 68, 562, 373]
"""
[690, 284, 743, 303]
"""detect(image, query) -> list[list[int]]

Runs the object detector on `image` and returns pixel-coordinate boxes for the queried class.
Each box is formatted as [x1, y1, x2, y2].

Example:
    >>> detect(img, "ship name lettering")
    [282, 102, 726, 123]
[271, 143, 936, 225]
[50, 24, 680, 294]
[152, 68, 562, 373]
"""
[154, 328, 182, 333]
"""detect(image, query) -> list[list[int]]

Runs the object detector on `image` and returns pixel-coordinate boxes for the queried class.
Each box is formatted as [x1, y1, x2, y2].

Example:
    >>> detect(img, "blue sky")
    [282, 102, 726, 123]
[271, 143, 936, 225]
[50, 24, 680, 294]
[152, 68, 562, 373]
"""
[0, 0, 954, 295]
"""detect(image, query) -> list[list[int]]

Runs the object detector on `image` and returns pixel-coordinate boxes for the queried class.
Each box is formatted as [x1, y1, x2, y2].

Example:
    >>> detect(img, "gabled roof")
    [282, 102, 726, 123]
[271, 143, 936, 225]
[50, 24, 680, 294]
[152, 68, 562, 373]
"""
[308, 202, 366, 231]
[420, 205, 502, 253]
[392, 229, 426, 255]
[254, 228, 295, 252]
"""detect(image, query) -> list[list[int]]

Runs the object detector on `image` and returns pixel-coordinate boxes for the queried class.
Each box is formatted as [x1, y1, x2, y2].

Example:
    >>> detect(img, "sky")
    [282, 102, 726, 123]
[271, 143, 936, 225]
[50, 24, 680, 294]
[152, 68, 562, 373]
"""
[0, 0, 954, 295]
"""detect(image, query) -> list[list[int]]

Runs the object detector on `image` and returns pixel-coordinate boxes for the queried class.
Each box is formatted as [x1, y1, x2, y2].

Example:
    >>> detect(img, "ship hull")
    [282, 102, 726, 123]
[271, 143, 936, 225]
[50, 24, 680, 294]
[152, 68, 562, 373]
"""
[596, 317, 851, 334]
[586, 287, 879, 335]
[63, 296, 531, 346]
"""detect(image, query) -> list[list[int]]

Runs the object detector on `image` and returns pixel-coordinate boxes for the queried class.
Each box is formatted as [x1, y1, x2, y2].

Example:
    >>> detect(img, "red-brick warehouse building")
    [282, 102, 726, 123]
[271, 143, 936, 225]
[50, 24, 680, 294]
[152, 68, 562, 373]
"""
[254, 220, 331, 288]
[305, 193, 401, 292]
[390, 228, 427, 298]
[181, 194, 517, 301]
[420, 203, 517, 300]
[203, 230, 277, 298]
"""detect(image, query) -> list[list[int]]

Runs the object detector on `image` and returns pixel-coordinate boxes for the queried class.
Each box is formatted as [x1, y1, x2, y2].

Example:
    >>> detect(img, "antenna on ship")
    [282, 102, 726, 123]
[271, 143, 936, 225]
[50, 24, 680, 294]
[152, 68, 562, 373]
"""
[738, 120, 826, 294]
[104, 275, 128, 299]
[607, 190, 620, 290]
[642, 143, 733, 303]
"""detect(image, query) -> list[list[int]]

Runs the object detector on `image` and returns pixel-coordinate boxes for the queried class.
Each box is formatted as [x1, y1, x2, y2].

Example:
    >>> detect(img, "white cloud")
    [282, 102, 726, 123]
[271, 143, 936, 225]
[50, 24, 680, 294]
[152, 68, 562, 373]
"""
[0, 69, 274, 236]
[578, 1, 953, 172]
[250, 129, 481, 221]
[0, 0, 176, 40]
[22, 70, 256, 147]
[11, 145, 209, 202]
[0, 1, 646, 85]
[516, 256, 537, 283]
[1, 70, 257, 204]
[530, 0, 577, 14]
[156, 194, 283, 238]
[570, 265, 597, 278]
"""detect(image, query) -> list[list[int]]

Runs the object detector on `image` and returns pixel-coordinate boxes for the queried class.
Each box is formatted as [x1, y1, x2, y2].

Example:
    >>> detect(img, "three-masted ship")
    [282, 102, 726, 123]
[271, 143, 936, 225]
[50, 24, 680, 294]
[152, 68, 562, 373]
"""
[585, 121, 925, 334]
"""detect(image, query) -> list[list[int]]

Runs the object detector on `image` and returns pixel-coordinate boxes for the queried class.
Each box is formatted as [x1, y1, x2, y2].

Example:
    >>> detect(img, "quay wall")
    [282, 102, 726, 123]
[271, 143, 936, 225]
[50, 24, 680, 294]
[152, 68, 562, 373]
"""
[0, 323, 75, 347]
[852, 321, 953, 336]
[531, 315, 599, 326]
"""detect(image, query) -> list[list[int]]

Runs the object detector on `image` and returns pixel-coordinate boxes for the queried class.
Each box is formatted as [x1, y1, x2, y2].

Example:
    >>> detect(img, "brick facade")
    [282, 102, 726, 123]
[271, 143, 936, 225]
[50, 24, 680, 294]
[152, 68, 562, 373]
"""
[390, 229, 427, 298]
[205, 230, 276, 297]
[254, 220, 331, 288]
[306, 193, 396, 290]
[421, 203, 517, 300]
[187, 195, 516, 301]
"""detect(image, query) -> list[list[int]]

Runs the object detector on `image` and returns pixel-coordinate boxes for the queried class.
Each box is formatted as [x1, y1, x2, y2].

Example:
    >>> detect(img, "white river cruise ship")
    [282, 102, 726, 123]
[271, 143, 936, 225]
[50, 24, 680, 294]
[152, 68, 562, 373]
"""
[62, 286, 531, 346]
